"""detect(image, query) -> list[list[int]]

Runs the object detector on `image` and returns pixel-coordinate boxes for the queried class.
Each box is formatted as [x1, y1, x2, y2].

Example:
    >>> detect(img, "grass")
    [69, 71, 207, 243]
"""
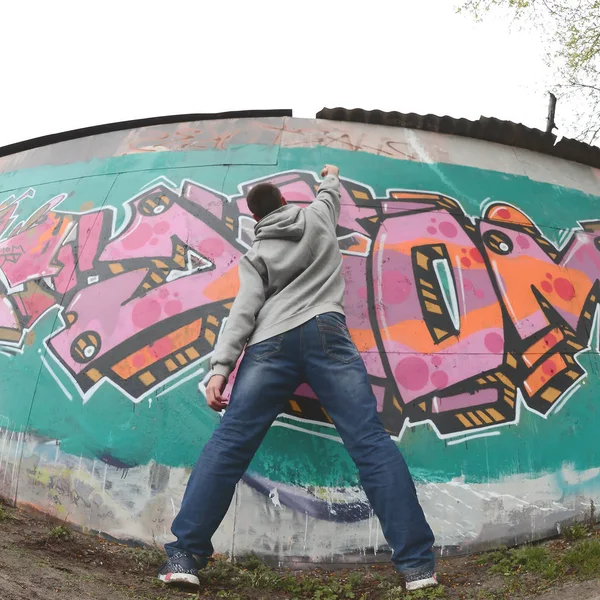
[125, 545, 165, 571]
[563, 523, 590, 541]
[472, 529, 600, 598]
[0, 506, 7, 522]
[46, 525, 73, 542]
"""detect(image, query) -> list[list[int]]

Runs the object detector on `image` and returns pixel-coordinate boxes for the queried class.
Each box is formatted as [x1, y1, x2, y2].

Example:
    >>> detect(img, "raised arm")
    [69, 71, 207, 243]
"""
[205, 255, 266, 410]
[308, 164, 341, 226]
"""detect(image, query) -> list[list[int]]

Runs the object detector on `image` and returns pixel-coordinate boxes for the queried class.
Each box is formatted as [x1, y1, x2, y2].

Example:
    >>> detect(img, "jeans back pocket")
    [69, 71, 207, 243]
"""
[245, 335, 284, 362]
[316, 313, 360, 364]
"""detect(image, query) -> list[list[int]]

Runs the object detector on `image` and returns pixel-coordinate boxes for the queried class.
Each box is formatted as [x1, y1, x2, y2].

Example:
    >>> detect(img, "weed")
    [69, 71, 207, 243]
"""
[407, 586, 447, 598]
[476, 546, 508, 566]
[563, 523, 589, 541]
[126, 545, 165, 570]
[203, 556, 239, 582]
[239, 552, 264, 571]
[347, 571, 364, 587]
[563, 538, 600, 577]
[47, 525, 73, 542]
[0, 506, 7, 522]
[485, 545, 559, 579]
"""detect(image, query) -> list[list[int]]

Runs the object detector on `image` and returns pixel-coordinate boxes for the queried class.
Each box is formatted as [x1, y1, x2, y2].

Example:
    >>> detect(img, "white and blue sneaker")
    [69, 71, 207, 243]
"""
[405, 571, 438, 591]
[158, 550, 204, 586]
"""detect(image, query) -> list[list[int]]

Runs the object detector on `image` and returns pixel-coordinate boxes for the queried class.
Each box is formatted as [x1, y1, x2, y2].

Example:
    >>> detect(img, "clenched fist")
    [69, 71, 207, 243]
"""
[320, 164, 339, 178]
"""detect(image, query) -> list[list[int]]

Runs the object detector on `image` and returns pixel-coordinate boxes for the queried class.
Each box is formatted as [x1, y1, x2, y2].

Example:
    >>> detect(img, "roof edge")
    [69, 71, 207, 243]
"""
[0, 109, 293, 159]
[316, 107, 600, 170]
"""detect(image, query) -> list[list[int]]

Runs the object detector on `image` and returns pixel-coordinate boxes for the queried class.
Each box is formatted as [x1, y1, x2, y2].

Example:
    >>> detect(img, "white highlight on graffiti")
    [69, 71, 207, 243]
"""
[87, 275, 99, 285]
[157, 367, 205, 398]
[491, 259, 518, 324]
[405, 130, 466, 200]
[303, 512, 308, 552]
[454, 255, 467, 317]
[271, 421, 343, 444]
[446, 431, 501, 446]
[427, 481, 474, 509]
[558, 229, 571, 245]
[375, 231, 390, 340]
[236, 215, 256, 250]
[139, 176, 178, 192]
[165, 249, 212, 282]
[432, 258, 460, 331]
[269, 488, 282, 508]
[277, 413, 336, 430]
[550, 383, 583, 415]
[40, 355, 73, 401]
[337, 233, 372, 257]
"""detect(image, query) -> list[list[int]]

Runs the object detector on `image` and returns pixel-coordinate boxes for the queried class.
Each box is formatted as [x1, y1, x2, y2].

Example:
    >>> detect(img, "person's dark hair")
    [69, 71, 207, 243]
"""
[246, 183, 284, 220]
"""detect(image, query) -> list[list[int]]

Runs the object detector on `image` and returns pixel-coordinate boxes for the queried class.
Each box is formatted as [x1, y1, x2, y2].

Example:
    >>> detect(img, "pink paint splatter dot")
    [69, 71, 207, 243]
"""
[463, 279, 473, 292]
[151, 336, 173, 358]
[432, 356, 443, 367]
[542, 359, 557, 376]
[153, 222, 170, 235]
[132, 298, 161, 329]
[395, 357, 429, 391]
[541, 281, 553, 294]
[430, 218, 437, 223]
[158, 288, 169, 299]
[554, 277, 575, 301]
[544, 333, 557, 347]
[132, 353, 146, 369]
[461, 248, 468, 254]
[474, 289, 485, 299]
[122, 223, 153, 250]
[461, 257, 472, 268]
[497, 208, 511, 219]
[164, 300, 183, 317]
[469, 248, 485, 263]
[516, 235, 530, 249]
[484, 332, 504, 353]
[382, 271, 412, 304]
[546, 272, 553, 280]
[439, 222, 457, 238]
[198, 238, 226, 259]
[427, 226, 437, 235]
[541, 376, 546, 383]
[430, 370, 449, 389]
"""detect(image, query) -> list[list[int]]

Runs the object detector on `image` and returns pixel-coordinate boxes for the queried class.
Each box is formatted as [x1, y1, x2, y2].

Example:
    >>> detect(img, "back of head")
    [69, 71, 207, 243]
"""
[247, 183, 284, 221]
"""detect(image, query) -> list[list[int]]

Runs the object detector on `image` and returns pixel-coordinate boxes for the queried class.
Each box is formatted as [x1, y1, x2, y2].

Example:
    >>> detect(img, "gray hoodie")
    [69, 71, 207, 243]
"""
[210, 174, 344, 380]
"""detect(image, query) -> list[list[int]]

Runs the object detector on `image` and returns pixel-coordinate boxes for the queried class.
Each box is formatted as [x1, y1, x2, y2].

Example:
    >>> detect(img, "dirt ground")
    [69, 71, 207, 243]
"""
[2, 501, 600, 600]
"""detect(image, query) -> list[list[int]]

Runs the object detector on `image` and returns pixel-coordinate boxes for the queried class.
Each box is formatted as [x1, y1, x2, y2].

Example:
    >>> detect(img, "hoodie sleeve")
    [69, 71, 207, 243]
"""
[308, 174, 341, 226]
[209, 255, 266, 380]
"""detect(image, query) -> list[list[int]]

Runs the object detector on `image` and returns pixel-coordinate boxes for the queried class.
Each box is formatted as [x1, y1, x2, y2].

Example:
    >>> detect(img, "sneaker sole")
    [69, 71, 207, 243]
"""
[158, 572, 200, 586]
[406, 576, 438, 591]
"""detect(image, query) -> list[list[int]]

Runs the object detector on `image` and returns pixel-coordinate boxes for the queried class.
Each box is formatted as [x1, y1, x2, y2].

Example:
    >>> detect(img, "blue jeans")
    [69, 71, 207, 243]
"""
[166, 313, 435, 576]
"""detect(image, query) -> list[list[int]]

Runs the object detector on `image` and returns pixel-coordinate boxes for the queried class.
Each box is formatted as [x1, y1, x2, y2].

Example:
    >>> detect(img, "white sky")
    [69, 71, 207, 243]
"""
[1, 0, 554, 148]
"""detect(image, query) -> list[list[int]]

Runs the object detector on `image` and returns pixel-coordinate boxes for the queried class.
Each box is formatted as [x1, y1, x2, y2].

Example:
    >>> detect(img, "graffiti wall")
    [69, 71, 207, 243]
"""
[1, 116, 600, 562]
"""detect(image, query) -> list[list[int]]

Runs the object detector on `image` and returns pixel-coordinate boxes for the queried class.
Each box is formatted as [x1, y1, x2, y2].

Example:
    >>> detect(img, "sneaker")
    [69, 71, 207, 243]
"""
[405, 571, 438, 592]
[158, 550, 201, 586]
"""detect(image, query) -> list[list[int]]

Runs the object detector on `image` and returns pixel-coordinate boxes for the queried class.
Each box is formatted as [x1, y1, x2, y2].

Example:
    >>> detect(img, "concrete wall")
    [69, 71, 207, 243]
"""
[1, 116, 600, 564]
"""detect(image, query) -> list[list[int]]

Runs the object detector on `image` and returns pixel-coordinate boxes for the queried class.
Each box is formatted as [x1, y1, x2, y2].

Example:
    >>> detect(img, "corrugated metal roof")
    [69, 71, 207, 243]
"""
[317, 107, 600, 169]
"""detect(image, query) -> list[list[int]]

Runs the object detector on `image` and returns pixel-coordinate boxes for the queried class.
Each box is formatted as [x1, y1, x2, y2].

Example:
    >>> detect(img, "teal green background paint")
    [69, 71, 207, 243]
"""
[0, 144, 598, 497]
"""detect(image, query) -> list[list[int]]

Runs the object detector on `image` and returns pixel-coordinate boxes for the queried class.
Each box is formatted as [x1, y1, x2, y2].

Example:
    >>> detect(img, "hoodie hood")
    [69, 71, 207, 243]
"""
[254, 204, 305, 241]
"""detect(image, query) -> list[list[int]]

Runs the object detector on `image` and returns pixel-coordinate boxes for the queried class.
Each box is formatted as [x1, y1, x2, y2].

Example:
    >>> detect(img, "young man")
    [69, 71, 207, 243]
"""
[159, 165, 437, 591]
